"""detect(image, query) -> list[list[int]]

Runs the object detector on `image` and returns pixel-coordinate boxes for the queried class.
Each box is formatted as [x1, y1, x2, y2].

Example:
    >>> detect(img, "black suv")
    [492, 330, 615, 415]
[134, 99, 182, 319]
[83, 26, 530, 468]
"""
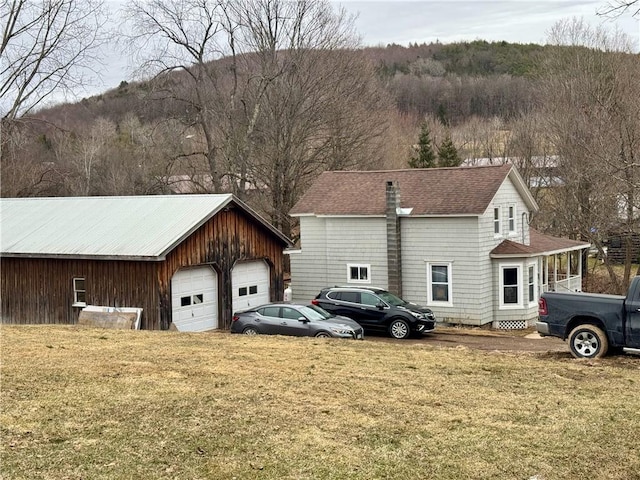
[313, 287, 436, 339]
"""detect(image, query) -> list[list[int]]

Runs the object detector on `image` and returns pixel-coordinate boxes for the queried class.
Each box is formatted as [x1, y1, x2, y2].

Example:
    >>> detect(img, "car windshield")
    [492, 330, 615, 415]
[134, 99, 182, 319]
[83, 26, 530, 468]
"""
[298, 305, 328, 321]
[376, 291, 407, 306]
[306, 304, 333, 319]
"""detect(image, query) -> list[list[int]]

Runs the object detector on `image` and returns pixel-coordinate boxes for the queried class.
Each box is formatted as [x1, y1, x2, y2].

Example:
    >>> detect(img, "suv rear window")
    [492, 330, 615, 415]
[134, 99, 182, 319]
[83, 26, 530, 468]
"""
[328, 291, 359, 303]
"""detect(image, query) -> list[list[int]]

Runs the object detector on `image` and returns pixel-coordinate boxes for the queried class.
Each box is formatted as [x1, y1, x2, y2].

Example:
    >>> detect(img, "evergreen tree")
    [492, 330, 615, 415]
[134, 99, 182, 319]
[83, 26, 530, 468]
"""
[437, 133, 462, 167]
[409, 122, 436, 168]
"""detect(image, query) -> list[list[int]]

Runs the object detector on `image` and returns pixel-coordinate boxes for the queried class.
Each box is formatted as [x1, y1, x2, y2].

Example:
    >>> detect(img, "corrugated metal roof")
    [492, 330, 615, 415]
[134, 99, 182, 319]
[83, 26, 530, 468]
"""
[0, 194, 287, 260]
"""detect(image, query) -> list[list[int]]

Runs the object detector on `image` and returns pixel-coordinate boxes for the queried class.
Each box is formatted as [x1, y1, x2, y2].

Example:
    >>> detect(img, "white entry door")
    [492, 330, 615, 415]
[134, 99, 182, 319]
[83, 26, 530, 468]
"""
[171, 266, 218, 332]
[232, 260, 270, 313]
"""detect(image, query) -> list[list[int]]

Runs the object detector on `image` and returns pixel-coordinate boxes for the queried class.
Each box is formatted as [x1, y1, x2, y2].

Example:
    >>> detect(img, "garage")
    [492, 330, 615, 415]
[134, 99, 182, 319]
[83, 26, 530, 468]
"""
[232, 260, 270, 313]
[171, 266, 218, 332]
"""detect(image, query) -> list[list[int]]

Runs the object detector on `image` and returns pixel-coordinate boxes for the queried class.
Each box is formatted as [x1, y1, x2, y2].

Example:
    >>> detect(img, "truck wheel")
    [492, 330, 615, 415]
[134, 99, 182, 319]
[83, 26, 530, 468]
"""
[388, 319, 410, 339]
[568, 325, 609, 359]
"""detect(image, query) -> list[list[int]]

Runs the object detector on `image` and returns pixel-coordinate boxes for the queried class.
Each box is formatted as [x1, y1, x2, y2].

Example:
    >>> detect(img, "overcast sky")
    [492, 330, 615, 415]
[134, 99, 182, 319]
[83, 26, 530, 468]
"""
[60, 0, 640, 103]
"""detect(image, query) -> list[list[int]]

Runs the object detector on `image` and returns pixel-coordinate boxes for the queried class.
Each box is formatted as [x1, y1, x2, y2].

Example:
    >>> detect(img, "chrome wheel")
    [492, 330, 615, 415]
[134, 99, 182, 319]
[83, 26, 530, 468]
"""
[568, 325, 608, 359]
[315, 331, 331, 338]
[389, 319, 410, 339]
[243, 327, 258, 335]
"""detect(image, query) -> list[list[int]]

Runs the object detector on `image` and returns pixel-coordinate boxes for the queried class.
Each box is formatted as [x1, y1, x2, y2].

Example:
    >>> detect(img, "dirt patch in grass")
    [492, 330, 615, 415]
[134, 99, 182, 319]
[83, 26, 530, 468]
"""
[2, 326, 639, 480]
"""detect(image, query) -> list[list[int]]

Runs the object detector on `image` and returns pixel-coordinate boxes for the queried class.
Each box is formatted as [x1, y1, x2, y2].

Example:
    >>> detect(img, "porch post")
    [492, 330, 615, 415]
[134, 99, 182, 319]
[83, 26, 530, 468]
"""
[553, 254, 558, 290]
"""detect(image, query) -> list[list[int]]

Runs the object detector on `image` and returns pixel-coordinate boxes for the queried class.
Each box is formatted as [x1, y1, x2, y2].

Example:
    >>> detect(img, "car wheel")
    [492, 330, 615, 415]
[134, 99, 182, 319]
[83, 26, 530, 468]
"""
[568, 325, 608, 359]
[315, 331, 332, 338]
[243, 326, 259, 335]
[388, 319, 410, 339]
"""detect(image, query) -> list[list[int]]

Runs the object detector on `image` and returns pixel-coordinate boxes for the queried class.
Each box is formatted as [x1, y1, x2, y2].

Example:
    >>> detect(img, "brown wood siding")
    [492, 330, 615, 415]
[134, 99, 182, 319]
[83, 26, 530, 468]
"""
[1, 201, 287, 330]
[157, 205, 286, 330]
[1, 257, 159, 327]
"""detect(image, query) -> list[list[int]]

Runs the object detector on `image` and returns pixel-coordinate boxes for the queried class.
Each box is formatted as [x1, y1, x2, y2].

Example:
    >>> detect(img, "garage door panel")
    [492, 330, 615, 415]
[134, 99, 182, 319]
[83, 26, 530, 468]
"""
[171, 266, 217, 332]
[232, 261, 270, 313]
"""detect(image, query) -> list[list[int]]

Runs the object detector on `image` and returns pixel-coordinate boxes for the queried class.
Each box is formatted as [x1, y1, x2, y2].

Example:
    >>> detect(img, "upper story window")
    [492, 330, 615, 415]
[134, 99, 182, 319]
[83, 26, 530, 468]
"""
[508, 205, 516, 235]
[73, 277, 86, 307]
[493, 207, 502, 236]
[347, 264, 371, 284]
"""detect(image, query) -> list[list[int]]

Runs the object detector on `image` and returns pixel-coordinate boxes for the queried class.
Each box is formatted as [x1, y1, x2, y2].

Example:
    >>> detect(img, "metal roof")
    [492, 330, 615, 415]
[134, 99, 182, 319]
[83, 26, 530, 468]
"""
[1, 195, 290, 261]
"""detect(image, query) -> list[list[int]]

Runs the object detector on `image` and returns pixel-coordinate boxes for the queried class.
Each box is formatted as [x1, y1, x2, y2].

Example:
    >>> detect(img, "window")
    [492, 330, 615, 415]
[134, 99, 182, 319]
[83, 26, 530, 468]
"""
[282, 307, 301, 320]
[528, 264, 537, 305]
[508, 205, 516, 234]
[500, 265, 521, 308]
[261, 306, 280, 318]
[347, 264, 370, 284]
[193, 294, 203, 304]
[73, 277, 86, 306]
[181, 296, 191, 307]
[238, 287, 248, 296]
[493, 207, 501, 236]
[360, 292, 381, 307]
[427, 263, 452, 306]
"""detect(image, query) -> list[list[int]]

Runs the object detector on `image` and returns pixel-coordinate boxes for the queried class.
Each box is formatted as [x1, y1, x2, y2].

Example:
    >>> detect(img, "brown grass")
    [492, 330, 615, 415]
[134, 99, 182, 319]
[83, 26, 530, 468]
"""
[2, 326, 639, 480]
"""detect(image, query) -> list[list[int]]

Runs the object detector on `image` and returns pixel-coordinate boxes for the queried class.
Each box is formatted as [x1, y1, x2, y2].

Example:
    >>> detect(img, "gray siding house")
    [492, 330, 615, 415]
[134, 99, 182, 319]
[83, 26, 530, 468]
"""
[288, 165, 589, 329]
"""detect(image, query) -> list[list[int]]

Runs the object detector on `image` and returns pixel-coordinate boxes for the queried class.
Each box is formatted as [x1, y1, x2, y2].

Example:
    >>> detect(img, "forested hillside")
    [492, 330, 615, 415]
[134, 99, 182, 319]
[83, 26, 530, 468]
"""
[2, 10, 638, 290]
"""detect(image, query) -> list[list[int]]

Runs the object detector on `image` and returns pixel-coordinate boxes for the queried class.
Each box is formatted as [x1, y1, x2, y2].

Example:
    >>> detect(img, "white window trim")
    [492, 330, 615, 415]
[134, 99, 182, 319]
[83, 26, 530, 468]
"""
[346, 263, 371, 284]
[493, 206, 502, 238]
[72, 277, 87, 307]
[426, 262, 453, 307]
[507, 204, 517, 237]
[527, 263, 538, 306]
[499, 264, 522, 309]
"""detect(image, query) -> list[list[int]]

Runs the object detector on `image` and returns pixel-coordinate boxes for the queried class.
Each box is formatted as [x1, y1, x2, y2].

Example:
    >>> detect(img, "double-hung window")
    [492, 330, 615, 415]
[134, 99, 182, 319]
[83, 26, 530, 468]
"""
[500, 265, 522, 308]
[347, 264, 370, 284]
[493, 207, 502, 236]
[528, 264, 537, 305]
[508, 204, 516, 235]
[73, 277, 86, 306]
[427, 263, 452, 306]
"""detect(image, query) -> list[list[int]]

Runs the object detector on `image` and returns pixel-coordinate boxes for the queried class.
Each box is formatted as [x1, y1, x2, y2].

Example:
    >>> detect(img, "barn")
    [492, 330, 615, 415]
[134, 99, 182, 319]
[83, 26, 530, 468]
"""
[0, 195, 291, 330]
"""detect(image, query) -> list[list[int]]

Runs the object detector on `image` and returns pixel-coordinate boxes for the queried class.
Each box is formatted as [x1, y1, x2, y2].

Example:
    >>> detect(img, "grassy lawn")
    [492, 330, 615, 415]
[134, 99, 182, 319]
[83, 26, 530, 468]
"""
[2, 326, 639, 480]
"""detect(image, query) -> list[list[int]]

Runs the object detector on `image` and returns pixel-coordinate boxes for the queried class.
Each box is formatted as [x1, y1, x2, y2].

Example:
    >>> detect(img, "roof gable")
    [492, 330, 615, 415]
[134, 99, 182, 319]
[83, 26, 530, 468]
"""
[290, 165, 537, 216]
[1, 195, 290, 260]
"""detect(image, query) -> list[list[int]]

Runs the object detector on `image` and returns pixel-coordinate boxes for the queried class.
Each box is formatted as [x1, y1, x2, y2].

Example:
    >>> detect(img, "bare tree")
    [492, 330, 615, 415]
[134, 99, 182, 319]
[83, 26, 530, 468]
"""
[125, 0, 390, 236]
[538, 18, 640, 292]
[1, 0, 111, 120]
[598, 0, 640, 17]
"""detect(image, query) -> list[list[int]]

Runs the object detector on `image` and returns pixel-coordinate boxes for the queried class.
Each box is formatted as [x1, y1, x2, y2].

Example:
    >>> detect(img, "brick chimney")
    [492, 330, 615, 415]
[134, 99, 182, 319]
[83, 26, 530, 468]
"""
[386, 180, 402, 297]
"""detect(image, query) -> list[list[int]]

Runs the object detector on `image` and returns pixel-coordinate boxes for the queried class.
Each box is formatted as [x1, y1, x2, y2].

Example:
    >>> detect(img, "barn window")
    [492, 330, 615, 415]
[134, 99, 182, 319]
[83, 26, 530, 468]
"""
[239, 287, 248, 296]
[181, 296, 191, 306]
[73, 278, 86, 306]
[249, 285, 258, 295]
[347, 264, 370, 283]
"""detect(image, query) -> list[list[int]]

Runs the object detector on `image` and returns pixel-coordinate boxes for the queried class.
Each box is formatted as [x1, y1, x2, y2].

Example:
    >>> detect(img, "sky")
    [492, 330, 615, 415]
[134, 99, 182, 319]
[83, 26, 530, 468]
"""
[46, 0, 640, 104]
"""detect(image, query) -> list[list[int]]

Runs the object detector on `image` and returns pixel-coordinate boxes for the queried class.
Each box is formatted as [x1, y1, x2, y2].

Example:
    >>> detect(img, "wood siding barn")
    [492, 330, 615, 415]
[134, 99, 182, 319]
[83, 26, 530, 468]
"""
[1, 196, 291, 330]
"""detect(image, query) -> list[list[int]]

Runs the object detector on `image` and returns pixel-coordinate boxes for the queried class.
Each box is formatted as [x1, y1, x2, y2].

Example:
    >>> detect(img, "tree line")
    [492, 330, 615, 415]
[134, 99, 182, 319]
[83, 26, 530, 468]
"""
[1, 0, 639, 291]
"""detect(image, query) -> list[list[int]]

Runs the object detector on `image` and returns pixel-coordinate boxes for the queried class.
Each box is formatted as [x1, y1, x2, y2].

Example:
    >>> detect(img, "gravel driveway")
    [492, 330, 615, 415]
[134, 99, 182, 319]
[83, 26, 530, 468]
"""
[368, 327, 568, 353]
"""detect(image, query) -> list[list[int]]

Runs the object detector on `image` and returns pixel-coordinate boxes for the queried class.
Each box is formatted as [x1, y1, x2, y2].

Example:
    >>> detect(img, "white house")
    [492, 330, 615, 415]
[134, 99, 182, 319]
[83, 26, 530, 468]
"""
[287, 165, 589, 329]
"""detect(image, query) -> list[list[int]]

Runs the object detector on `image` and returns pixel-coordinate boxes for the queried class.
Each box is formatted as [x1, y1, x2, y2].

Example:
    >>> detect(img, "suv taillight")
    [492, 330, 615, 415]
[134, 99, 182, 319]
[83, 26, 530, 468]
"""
[311, 299, 319, 305]
[232, 315, 240, 322]
[538, 298, 548, 316]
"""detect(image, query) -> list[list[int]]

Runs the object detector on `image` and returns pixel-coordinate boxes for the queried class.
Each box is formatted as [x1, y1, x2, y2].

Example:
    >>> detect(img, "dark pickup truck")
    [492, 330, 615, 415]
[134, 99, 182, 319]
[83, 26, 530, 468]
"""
[536, 276, 640, 359]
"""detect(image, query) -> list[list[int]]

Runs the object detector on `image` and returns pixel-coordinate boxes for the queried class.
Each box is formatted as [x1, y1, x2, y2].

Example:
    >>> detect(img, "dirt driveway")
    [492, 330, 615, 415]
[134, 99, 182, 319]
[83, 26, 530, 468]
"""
[368, 327, 568, 353]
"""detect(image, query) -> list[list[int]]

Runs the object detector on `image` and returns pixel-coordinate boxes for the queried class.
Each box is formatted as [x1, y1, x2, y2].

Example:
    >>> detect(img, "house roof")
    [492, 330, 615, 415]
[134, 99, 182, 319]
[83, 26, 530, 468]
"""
[0, 195, 291, 261]
[290, 165, 537, 216]
[490, 229, 590, 258]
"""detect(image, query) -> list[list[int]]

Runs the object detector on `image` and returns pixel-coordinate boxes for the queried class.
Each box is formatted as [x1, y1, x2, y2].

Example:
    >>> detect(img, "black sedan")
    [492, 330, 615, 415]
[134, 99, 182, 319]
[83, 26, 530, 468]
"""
[231, 303, 364, 339]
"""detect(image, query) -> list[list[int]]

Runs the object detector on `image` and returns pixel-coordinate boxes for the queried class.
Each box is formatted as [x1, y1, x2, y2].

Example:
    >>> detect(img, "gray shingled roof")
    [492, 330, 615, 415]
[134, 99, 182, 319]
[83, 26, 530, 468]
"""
[1, 195, 290, 260]
[290, 165, 536, 216]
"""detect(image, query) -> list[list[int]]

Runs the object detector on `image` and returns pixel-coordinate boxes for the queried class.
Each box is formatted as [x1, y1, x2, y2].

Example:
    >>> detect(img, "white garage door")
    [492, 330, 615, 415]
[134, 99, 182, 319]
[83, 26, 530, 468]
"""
[171, 266, 218, 332]
[232, 260, 270, 313]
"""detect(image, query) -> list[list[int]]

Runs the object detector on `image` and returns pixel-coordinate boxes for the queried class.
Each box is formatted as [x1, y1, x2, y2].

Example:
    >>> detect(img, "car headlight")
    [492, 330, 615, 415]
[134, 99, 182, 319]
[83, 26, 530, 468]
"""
[330, 327, 354, 335]
[408, 311, 425, 319]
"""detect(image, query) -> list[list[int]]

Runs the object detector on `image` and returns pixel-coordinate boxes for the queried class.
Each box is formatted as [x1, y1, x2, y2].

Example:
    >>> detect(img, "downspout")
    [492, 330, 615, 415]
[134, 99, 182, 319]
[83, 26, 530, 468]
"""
[386, 181, 402, 297]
